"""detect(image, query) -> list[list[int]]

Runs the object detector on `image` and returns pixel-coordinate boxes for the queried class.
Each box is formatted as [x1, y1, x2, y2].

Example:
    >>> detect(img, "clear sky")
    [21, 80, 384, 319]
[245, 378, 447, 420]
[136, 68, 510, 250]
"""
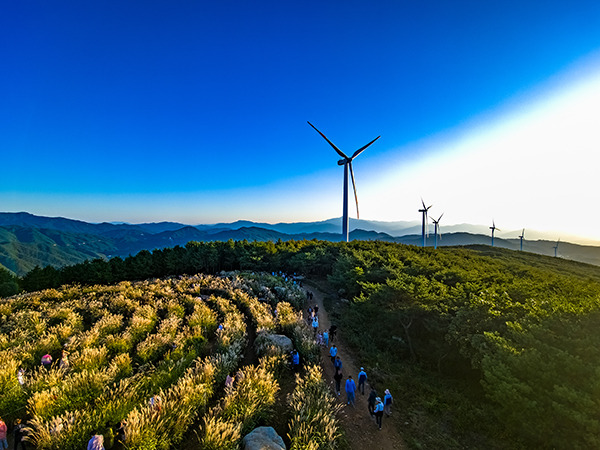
[3, 1, 600, 243]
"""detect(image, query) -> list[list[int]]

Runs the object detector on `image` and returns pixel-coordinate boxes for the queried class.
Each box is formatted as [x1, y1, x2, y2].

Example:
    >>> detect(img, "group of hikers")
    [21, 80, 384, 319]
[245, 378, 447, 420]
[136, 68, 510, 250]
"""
[306, 294, 394, 431]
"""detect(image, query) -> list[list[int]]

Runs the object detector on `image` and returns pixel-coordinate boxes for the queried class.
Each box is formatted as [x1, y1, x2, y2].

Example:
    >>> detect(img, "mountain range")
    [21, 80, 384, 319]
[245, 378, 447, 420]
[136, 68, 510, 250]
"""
[2, 211, 600, 276]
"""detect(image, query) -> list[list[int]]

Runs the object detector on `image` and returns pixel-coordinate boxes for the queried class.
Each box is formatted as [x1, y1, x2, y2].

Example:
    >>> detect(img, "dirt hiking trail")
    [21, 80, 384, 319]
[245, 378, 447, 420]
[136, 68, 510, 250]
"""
[304, 283, 406, 450]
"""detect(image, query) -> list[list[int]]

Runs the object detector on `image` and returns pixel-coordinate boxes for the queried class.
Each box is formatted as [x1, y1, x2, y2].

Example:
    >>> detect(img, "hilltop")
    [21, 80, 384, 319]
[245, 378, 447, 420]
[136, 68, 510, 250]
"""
[4, 238, 600, 448]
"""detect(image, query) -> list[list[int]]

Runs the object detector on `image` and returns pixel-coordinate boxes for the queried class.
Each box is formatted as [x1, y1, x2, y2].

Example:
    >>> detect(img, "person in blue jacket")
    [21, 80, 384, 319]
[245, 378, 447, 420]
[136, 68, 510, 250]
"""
[384, 389, 393, 416]
[329, 345, 337, 363]
[291, 350, 300, 371]
[358, 367, 367, 395]
[334, 356, 342, 372]
[345, 375, 356, 407]
[374, 397, 384, 429]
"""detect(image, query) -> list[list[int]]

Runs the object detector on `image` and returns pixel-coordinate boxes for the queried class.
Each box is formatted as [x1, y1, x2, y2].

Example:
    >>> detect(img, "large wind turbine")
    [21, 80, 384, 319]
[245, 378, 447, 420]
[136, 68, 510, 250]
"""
[431, 213, 443, 250]
[519, 229, 525, 251]
[490, 221, 500, 247]
[418, 199, 432, 247]
[553, 238, 560, 257]
[308, 122, 380, 242]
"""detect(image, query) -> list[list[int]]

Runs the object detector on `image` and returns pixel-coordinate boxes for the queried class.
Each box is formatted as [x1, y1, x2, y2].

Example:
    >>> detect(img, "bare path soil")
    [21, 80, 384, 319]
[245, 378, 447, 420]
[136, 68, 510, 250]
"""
[304, 282, 406, 450]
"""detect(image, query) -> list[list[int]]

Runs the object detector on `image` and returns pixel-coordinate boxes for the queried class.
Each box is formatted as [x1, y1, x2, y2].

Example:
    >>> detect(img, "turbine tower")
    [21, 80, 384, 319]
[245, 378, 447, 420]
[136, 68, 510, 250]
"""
[308, 122, 380, 242]
[553, 238, 560, 257]
[431, 213, 443, 250]
[490, 221, 500, 247]
[418, 199, 432, 247]
[519, 229, 525, 251]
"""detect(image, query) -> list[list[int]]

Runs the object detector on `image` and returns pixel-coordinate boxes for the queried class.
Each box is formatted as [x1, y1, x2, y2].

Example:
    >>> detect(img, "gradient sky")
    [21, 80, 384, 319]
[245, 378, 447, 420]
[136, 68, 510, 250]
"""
[3, 2, 600, 243]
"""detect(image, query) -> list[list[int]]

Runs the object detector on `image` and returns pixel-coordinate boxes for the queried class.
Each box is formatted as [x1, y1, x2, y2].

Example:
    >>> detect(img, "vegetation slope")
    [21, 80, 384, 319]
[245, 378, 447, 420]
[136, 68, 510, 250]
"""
[3, 239, 600, 448]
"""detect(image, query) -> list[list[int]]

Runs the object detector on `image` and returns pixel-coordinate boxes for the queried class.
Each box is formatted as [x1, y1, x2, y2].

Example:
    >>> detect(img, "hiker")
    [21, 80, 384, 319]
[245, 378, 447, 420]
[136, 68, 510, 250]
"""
[329, 345, 337, 363]
[374, 397, 384, 430]
[225, 374, 234, 390]
[368, 386, 377, 417]
[87, 432, 105, 450]
[329, 325, 337, 343]
[311, 316, 319, 335]
[149, 395, 162, 411]
[116, 421, 126, 446]
[314, 304, 319, 315]
[41, 353, 52, 370]
[0, 417, 7, 450]
[384, 389, 393, 416]
[316, 331, 324, 346]
[345, 375, 356, 407]
[334, 356, 343, 372]
[13, 418, 26, 450]
[59, 350, 70, 371]
[291, 350, 300, 372]
[358, 367, 368, 394]
[322, 329, 329, 347]
[333, 368, 343, 396]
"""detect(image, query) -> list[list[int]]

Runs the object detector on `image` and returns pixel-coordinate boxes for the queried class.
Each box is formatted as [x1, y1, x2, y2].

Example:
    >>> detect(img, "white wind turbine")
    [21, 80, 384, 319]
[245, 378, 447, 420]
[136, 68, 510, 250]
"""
[308, 121, 380, 242]
[431, 213, 443, 250]
[419, 199, 432, 247]
[490, 220, 500, 247]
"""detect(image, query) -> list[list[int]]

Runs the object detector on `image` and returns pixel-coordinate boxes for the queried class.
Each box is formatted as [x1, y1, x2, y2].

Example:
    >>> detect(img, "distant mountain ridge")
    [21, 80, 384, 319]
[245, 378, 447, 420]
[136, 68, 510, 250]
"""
[1, 212, 600, 275]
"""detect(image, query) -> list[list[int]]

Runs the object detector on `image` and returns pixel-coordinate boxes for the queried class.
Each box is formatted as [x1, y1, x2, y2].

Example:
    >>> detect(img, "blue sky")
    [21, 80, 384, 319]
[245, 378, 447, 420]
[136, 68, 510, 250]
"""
[3, 2, 600, 242]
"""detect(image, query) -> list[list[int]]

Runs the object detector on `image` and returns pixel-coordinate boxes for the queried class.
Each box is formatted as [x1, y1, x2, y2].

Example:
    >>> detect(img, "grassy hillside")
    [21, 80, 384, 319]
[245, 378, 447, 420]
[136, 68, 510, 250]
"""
[0, 272, 337, 450]
[7, 238, 600, 448]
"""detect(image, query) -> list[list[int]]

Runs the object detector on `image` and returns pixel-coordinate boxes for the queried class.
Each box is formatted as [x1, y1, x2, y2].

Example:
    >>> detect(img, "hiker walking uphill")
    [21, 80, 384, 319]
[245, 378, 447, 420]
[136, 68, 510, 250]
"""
[374, 397, 385, 430]
[368, 387, 378, 416]
[346, 375, 357, 407]
[330, 344, 338, 363]
[358, 367, 368, 395]
[384, 389, 393, 416]
[334, 367, 343, 396]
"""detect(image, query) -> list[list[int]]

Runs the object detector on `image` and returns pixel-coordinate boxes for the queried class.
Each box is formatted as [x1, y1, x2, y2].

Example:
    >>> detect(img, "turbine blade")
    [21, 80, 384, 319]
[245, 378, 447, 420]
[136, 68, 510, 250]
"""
[349, 161, 359, 219]
[351, 136, 380, 159]
[307, 121, 349, 159]
[421, 197, 426, 209]
[438, 213, 444, 222]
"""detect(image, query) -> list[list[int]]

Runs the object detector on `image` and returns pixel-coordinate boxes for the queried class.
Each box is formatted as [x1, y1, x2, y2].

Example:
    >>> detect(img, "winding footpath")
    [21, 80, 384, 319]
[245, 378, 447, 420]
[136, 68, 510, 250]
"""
[305, 283, 406, 450]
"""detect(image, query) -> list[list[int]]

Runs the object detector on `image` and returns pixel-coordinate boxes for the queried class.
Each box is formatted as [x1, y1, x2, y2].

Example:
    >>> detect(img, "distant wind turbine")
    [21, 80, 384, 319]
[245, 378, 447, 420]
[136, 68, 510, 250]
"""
[490, 221, 500, 247]
[418, 199, 432, 247]
[307, 121, 380, 242]
[431, 213, 443, 250]
[519, 228, 525, 251]
[553, 238, 560, 257]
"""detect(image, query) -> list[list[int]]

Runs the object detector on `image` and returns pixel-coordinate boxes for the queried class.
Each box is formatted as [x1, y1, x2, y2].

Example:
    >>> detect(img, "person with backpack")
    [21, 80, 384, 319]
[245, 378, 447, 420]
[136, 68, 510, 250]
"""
[333, 367, 343, 396]
[329, 324, 337, 343]
[13, 418, 26, 450]
[368, 386, 377, 417]
[334, 356, 342, 373]
[358, 367, 367, 395]
[374, 397, 384, 430]
[384, 389, 393, 416]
